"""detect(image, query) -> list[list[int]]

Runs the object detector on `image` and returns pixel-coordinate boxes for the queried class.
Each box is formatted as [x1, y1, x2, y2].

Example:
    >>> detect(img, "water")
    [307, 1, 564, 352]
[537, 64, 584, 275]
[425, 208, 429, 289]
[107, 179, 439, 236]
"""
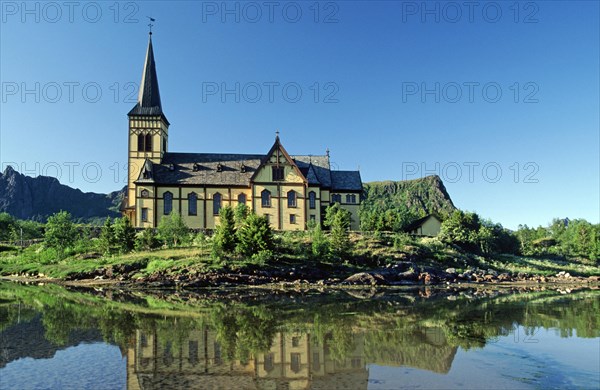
[0, 283, 598, 390]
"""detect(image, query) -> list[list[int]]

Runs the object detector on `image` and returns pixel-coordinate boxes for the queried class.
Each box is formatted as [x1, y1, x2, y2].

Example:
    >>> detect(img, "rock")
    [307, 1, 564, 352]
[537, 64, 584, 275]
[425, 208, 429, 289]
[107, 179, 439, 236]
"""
[486, 269, 498, 277]
[343, 272, 387, 285]
[445, 268, 457, 275]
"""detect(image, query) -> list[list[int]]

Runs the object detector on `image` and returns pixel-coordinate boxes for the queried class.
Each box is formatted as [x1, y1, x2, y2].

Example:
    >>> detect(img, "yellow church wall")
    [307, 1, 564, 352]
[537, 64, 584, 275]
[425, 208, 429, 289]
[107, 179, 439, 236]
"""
[254, 164, 304, 183]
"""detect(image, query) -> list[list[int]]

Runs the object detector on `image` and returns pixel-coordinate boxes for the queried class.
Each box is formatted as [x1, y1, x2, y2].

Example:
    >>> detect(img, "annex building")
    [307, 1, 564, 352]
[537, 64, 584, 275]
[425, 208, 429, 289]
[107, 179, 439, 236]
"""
[123, 33, 362, 230]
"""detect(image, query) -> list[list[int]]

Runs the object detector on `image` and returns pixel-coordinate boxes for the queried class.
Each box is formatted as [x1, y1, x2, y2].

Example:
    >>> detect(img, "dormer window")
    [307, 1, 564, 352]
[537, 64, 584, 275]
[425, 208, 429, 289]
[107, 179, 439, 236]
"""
[168, 163, 175, 171]
[193, 163, 200, 172]
[217, 163, 223, 172]
[142, 168, 152, 179]
[240, 164, 246, 173]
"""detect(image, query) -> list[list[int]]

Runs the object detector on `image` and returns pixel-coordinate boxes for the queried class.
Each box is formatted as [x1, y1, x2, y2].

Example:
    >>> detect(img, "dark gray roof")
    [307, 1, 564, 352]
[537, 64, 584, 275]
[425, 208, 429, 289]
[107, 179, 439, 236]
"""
[128, 35, 168, 124]
[134, 152, 362, 190]
[293, 155, 332, 187]
[331, 170, 362, 191]
[138, 152, 263, 186]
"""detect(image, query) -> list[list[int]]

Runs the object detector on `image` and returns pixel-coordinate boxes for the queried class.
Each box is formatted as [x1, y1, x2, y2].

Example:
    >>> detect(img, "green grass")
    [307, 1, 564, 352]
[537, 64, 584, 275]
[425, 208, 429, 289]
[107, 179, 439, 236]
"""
[0, 233, 598, 281]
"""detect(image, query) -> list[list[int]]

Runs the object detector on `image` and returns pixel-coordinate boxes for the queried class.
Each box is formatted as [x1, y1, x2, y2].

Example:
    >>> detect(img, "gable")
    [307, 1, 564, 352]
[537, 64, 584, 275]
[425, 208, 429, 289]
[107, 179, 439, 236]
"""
[251, 137, 306, 184]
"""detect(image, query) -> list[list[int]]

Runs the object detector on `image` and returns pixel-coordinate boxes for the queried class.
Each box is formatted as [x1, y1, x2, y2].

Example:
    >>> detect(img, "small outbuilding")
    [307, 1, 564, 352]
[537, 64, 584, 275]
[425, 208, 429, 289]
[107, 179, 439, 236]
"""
[405, 215, 443, 237]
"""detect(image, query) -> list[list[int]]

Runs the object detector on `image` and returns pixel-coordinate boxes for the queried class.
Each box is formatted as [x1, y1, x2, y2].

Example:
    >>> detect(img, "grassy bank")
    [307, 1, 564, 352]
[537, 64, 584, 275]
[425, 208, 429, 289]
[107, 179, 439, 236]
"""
[0, 231, 598, 283]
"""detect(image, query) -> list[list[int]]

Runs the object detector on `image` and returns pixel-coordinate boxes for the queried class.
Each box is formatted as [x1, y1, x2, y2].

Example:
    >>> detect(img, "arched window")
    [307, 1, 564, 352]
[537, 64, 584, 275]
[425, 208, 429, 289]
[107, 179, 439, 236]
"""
[145, 133, 153, 152]
[346, 194, 357, 204]
[287, 190, 296, 208]
[332, 194, 342, 204]
[163, 191, 173, 215]
[213, 193, 222, 215]
[308, 191, 316, 209]
[261, 189, 271, 207]
[188, 192, 197, 216]
[238, 193, 247, 205]
[137, 134, 145, 151]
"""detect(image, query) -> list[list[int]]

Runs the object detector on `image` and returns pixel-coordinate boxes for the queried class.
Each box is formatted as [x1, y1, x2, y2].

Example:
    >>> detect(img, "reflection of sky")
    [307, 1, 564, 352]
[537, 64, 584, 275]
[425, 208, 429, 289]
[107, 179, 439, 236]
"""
[367, 327, 600, 390]
[0, 343, 125, 390]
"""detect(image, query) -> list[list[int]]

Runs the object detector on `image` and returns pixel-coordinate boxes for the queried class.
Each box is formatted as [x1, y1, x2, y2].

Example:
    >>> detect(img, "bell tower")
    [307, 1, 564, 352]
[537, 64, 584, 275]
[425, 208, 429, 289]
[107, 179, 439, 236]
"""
[124, 31, 169, 221]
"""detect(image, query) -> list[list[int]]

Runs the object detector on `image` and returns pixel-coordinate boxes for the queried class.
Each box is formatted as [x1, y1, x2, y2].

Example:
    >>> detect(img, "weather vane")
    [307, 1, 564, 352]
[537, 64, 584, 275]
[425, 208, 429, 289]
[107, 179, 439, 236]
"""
[147, 16, 156, 35]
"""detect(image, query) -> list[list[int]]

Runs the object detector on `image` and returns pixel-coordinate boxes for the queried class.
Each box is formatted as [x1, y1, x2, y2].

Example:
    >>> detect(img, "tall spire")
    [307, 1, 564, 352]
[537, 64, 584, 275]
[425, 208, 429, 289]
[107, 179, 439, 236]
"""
[128, 33, 167, 122]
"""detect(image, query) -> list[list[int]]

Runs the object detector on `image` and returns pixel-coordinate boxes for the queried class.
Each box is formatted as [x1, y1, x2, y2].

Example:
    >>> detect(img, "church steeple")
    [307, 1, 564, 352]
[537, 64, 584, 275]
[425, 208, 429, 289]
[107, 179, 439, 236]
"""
[128, 33, 168, 124]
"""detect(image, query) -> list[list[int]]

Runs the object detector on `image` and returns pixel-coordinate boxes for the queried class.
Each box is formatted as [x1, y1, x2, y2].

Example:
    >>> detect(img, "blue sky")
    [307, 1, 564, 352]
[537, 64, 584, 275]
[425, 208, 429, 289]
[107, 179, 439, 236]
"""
[1, 1, 598, 229]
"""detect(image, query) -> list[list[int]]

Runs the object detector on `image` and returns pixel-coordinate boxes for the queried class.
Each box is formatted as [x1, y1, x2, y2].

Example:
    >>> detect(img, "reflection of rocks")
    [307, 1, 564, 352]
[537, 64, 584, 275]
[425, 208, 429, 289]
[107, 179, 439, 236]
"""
[127, 325, 457, 390]
[0, 314, 103, 369]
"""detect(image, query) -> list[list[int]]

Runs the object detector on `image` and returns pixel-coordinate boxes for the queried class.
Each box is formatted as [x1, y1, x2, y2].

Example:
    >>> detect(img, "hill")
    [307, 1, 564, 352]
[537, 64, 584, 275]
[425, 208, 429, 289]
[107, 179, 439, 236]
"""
[361, 175, 456, 231]
[0, 166, 124, 223]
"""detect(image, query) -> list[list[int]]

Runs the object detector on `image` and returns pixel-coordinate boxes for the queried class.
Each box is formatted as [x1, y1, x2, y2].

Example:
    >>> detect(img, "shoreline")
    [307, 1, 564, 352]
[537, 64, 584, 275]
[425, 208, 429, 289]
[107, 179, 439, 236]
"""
[2, 272, 599, 290]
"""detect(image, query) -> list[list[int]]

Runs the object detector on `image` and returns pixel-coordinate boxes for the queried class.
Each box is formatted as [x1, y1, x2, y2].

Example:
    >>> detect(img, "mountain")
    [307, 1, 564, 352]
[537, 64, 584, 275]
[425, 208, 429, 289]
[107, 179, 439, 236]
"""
[0, 166, 124, 223]
[361, 175, 456, 230]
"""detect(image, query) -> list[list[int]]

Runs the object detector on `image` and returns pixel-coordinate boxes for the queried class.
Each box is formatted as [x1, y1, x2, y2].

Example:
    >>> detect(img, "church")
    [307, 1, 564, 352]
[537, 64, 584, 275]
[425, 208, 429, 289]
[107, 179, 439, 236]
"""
[122, 33, 362, 231]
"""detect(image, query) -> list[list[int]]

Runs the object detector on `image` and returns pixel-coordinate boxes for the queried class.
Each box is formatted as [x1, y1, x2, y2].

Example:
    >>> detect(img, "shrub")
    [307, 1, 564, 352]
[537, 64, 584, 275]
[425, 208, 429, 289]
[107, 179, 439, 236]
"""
[212, 207, 237, 258]
[250, 250, 273, 266]
[311, 225, 330, 260]
[135, 228, 160, 251]
[113, 217, 136, 253]
[157, 212, 189, 247]
[236, 213, 273, 257]
[44, 211, 77, 255]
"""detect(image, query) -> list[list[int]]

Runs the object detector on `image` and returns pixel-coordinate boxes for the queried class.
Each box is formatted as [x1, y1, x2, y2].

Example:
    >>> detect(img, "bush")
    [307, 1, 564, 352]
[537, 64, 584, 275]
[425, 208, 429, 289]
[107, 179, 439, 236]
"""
[236, 213, 273, 257]
[44, 211, 77, 255]
[325, 204, 352, 259]
[157, 212, 189, 247]
[212, 207, 237, 258]
[113, 217, 136, 253]
[393, 232, 414, 249]
[250, 250, 273, 266]
[135, 228, 160, 251]
[311, 225, 330, 260]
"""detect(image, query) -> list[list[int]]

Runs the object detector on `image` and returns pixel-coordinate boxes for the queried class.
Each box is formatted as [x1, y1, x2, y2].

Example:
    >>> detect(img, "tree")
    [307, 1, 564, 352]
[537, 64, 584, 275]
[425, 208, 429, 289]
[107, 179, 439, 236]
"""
[114, 217, 136, 253]
[236, 213, 273, 257]
[99, 217, 117, 254]
[0, 213, 16, 241]
[135, 228, 160, 251]
[157, 212, 189, 247]
[234, 204, 250, 227]
[311, 224, 330, 260]
[439, 210, 481, 251]
[325, 204, 352, 259]
[44, 211, 77, 254]
[212, 206, 237, 258]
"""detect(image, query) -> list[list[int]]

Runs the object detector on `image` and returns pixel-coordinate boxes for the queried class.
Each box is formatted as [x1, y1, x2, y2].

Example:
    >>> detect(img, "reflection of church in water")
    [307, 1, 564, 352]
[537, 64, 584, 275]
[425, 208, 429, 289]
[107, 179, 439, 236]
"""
[125, 327, 457, 390]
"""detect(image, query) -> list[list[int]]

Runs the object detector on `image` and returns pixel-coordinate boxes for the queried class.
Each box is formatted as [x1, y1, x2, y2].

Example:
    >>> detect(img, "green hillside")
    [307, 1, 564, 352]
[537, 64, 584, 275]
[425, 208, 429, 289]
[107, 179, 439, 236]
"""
[360, 175, 456, 231]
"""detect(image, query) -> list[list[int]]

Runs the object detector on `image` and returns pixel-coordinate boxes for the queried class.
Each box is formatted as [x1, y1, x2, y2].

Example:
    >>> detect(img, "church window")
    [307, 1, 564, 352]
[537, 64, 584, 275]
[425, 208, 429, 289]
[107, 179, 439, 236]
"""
[141, 208, 148, 222]
[213, 193, 222, 215]
[238, 193, 247, 205]
[140, 189, 149, 198]
[287, 190, 296, 208]
[188, 192, 197, 216]
[163, 192, 173, 215]
[261, 189, 271, 207]
[308, 191, 316, 209]
[290, 353, 301, 373]
[162, 138, 166, 152]
[332, 194, 342, 203]
[145, 134, 153, 152]
[137, 134, 144, 151]
[346, 194, 356, 204]
[310, 215, 316, 222]
[264, 353, 275, 373]
[272, 166, 284, 181]
[290, 214, 296, 224]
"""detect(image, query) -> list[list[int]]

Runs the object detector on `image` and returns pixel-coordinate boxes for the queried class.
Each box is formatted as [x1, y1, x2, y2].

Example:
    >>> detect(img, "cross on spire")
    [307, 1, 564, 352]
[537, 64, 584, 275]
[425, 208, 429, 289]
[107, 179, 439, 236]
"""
[147, 16, 156, 35]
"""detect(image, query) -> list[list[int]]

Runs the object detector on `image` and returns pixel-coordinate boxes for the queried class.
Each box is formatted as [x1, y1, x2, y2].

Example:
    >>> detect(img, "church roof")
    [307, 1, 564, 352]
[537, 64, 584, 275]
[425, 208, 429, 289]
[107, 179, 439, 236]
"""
[128, 35, 169, 124]
[331, 170, 363, 191]
[135, 151, 361, 190]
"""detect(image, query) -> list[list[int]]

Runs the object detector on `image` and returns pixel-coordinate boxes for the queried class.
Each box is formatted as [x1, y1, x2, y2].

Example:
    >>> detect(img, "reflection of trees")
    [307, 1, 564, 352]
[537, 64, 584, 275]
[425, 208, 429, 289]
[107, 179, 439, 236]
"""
[0, 282, 599, 369]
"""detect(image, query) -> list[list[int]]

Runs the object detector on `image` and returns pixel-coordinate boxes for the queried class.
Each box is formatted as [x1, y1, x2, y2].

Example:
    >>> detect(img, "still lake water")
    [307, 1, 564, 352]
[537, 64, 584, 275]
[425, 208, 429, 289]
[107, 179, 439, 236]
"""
[0, 283, 598, 390]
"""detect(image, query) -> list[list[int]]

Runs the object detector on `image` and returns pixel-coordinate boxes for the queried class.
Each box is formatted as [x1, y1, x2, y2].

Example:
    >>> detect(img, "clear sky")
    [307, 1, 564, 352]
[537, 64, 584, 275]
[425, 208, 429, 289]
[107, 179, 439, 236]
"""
[0, 1, 598, 229]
